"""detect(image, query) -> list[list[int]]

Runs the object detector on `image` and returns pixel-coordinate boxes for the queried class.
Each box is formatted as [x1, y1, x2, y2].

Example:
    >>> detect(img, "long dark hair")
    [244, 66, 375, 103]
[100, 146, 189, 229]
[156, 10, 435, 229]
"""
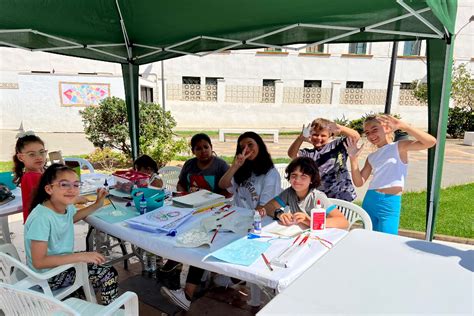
[30, 164, 75, 212]
[13, 134, 45, 184]
[134, 154, 158, 173]
[233, 132, 274, 185]
[285, 157, 321, 190]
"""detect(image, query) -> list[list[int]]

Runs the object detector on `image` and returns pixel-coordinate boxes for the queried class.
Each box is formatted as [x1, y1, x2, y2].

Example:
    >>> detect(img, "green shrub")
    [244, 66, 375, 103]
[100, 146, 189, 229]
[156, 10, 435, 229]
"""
[81, 97, 189, 167]
[333, 115, 349, 127]
[447, 107, 473, 138]
[87, 148, 131, 172]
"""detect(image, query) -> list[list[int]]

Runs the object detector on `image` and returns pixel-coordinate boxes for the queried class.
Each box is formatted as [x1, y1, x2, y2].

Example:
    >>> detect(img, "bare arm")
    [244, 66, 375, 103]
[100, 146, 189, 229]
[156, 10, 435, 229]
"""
[288, 124, 311, 159]
[73, 188, 107, 223]
[30, 240, 105, 269]
[326, 209, 349, 229]
[345, 138, 371, 187]
[256, 199, 281, 217]
[176, 181, 186, 192]
[338, 125, 360, 141]
[218, 148, 252, 189]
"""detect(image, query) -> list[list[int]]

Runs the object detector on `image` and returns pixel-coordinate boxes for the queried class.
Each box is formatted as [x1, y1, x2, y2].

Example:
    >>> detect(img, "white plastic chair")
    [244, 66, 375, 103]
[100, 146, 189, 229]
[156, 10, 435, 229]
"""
[0, 243, 96, 303]
[0, 283, 138, 316]
[65, 157, 95, 173]
[158, 166, 182, 191]
[329, 198, 373, 231]
[274, 163, 290, 189]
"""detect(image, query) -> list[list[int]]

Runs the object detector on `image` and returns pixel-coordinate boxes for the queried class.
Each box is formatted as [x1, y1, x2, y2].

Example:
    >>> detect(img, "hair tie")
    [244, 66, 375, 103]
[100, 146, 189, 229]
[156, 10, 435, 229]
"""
[15, 130, 36, 139]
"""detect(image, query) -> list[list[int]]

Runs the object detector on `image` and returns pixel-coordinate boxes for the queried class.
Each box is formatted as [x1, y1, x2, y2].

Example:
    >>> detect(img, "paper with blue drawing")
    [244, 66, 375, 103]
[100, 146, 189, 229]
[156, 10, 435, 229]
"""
[92, 205, 139, 224]
[206, 237, 271, 266]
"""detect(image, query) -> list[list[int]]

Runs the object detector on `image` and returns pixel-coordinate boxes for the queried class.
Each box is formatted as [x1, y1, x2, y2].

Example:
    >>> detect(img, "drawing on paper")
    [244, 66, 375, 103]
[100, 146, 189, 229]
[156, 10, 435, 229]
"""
[60, 82, 110, 106]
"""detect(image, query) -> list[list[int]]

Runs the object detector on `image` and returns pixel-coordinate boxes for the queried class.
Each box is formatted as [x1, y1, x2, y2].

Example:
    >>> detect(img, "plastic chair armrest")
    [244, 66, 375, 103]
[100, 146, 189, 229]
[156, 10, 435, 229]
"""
[100, 292, 139, 316]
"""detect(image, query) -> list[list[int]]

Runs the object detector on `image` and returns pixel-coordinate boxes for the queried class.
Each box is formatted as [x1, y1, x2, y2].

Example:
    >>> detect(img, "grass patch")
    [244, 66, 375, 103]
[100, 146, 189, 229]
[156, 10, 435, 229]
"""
[0, 161, 13, 172]
[400, 183, 474, 238]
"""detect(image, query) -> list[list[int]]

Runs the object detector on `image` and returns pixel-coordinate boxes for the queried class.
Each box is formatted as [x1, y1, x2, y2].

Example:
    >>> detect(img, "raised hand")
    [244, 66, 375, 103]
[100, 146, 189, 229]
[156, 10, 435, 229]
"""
[94, 188, 108, 207]
[301, 123, 312, 139]
[344, 137, 365, 158]
[233, 145, 252, 168]
[378, 115, 407, 132]
[326, 121, 341, 136]
[78, 252, 106, 265]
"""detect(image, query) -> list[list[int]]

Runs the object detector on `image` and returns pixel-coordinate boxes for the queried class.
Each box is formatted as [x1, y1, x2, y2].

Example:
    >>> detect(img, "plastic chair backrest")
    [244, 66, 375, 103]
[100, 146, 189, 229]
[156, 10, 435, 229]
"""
[158, 166, 182, 191]
[0, 283, 79, 316]
[64, 157, 95, 173]
[274, 163, 290, 190]
[0, 243, 27, 283]
[328, 198, 373, 231]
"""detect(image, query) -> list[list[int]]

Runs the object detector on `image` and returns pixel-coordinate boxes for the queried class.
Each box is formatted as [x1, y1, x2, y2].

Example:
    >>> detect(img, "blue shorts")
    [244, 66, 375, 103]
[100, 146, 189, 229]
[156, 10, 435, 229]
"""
[362, 190, 402, 235]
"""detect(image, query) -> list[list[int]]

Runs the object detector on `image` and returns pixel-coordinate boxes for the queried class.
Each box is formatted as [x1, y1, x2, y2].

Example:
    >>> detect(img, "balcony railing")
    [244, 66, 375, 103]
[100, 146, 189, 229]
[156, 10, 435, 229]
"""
[283, 87, 331, 104]
[398, 89, 427, 106]
[340, 88, 386, 105]
[225, 85, 275, 103]
[167, 84, 217, 102]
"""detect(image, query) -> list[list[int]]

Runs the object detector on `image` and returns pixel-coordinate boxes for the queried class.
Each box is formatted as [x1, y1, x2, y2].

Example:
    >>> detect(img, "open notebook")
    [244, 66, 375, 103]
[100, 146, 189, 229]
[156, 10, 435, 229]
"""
[172, 190, 225, 209]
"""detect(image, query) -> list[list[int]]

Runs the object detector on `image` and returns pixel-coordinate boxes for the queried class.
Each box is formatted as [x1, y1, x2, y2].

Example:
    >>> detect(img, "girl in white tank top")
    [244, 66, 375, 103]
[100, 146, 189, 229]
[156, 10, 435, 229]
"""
[345, 115, 436, 234]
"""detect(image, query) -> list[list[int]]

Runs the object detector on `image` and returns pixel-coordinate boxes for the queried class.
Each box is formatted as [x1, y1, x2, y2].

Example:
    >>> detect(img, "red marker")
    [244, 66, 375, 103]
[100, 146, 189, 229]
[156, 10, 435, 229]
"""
[298, 234, 309, 246]
[210, 225, 221, 243]
[261, 253, 273, 271]
[216, 210, 236, 221]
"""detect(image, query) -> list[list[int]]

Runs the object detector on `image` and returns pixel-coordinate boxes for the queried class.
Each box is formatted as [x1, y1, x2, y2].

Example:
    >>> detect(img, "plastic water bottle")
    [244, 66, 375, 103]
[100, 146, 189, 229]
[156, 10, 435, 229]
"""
[253, 210, 262, 235]
[139, 194, 147, 215]
[149, 254, 157, 278]
[142, 251, 150, 275]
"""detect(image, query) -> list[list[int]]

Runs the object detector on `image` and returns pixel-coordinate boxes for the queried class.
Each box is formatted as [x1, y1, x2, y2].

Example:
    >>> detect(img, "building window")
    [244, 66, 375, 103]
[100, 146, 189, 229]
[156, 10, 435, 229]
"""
[348, 43, 367, 54]
[262, 79, 277, 103]
[182, 76, 200, 85]
[400, 82, 413, 90]
[346, 81, 364, 89]
[304, 80, 322, 88]
[204, 77, 221, 102]
[140, 86, 153, 103]
[403, 41, 422, 56]
[306, 45, 324, 53]
[264, 47, 282, 52]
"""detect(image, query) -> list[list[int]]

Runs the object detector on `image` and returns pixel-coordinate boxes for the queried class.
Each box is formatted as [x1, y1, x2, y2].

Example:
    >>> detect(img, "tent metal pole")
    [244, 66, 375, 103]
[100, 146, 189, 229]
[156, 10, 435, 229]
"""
[425, 42, 451, 241]
[127, 62, 139, 160]
[384, 42, 398, 114]
[366, 29, 441, 39]
[161, 60, 166, 112]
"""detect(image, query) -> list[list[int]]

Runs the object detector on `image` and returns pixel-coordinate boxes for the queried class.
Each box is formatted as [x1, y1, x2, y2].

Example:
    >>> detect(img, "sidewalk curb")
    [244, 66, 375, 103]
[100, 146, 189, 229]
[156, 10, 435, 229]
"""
[398, 228, 474, 245]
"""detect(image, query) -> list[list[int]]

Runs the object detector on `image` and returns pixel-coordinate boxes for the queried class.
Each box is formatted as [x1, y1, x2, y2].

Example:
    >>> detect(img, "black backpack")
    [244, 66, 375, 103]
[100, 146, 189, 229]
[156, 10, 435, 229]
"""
[0, 184, 14, 205]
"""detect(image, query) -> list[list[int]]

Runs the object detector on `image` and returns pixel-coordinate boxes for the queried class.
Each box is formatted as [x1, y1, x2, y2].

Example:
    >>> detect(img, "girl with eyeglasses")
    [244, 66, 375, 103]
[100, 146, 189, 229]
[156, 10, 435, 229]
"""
[24, 163, 120, 305]
[13, 131, 48, 223]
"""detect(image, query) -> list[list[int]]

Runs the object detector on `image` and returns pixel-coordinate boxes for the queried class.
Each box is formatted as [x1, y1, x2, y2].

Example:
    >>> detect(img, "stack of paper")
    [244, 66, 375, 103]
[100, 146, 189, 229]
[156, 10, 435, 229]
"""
[172, 190, 225, 209]
[126, 205, 194, 233]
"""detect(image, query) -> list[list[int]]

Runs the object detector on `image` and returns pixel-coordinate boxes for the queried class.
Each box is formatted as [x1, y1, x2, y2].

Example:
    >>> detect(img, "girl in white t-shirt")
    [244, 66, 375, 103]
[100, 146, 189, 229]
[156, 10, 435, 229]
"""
[219, 131, 281, 209]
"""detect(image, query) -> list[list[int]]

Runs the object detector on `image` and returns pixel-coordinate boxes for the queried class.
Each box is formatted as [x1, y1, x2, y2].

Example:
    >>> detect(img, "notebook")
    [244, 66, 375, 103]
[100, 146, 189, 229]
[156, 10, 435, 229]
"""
[172, 190, 225, 209]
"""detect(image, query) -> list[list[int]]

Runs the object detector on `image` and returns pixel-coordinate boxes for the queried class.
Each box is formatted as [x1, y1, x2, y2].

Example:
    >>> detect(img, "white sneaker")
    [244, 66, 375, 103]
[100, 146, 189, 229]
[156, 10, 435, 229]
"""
[160, 287, 191, 311]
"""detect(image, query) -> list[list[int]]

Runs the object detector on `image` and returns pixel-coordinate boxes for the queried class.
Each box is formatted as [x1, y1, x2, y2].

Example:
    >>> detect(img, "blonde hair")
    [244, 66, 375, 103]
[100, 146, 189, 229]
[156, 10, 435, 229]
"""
[310, 118, 332, 134]
[363, 115, 394, 142]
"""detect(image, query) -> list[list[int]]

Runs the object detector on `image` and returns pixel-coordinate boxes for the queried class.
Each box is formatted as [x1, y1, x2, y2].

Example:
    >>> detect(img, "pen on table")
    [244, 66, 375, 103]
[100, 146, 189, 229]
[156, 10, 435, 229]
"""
[261, 253, 273, 271]
[210, 225, 221, 243]
[193, 202, 226, 215]
[107, 196, 117, 210]
[216, 210, 236, 221]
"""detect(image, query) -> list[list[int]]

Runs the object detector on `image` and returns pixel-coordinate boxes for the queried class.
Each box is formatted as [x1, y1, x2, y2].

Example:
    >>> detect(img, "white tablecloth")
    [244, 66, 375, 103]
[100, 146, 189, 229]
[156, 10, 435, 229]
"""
[258, 229, 473, 315]
[85, 204, 347, 291]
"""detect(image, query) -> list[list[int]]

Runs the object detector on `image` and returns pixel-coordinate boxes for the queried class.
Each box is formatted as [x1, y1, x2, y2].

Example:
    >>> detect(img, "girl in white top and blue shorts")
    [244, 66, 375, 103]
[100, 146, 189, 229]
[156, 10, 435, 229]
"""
[346, 115, 436, 234]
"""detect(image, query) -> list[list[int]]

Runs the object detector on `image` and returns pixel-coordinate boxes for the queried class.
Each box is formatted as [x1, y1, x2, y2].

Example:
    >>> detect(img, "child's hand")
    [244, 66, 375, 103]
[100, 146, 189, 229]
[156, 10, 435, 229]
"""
[344, 137, 365, 158]
[378, 115, 407, 132]
[233, 146, 252, 168]
[256, 206, 266, 218]
[293, 212, 310, 225]
[301, 123, 312, 139]
[327, 121, 341, 136]
[94, 188, 107, 207]
[78, 252, 106, 265]
[278, 213, 294, 226]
